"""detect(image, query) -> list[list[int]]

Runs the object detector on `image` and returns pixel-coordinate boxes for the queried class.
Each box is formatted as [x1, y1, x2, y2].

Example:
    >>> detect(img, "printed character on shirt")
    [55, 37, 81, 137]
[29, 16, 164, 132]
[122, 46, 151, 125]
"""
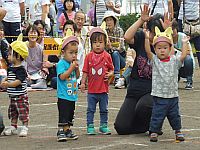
[80, 27, 114, 135]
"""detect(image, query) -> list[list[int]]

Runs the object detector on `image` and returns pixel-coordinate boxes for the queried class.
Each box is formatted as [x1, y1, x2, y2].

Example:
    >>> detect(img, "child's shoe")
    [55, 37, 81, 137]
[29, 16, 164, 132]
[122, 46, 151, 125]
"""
[150, 133, 158, 142]
[3, 126, 18, 136]
[175, 131, 185, 141]
[87, 124, 97, 135]
[99, 123, 111, 135]
[65, 129, 78, 140]
[19, 126, 28, 137]
[57, 129, 67, 142]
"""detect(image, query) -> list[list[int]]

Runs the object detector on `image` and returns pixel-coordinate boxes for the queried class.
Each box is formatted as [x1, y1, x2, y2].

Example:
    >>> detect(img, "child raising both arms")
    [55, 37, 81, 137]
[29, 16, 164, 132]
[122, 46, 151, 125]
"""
[0, 34, 29, 137]
[144, 26, 190, 142]
[56, 30, 80, 142]
[80, 27, 114, 135]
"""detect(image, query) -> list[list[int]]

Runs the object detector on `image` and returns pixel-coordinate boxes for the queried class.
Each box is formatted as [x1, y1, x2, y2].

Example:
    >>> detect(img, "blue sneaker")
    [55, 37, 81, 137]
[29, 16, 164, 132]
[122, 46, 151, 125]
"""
[99, 124, 111, 135]
[87, 124, 97, 135]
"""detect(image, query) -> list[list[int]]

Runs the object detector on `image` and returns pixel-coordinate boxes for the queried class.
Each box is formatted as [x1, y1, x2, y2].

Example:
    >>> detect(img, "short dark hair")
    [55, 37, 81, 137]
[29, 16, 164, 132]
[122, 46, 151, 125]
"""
[147, 13, 164, 32]
[24, 24, 40, 41]
[90, 32, 107, 48]
[63, 0, 76, 11]
[33, 20, 46, 29]
[63, 20, 77, 32]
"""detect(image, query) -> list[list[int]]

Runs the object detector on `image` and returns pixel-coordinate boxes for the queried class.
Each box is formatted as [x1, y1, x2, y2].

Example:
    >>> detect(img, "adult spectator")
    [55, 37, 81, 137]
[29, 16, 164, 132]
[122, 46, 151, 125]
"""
[0, 0, 25, 43]
[178, 0, 200, 67]
[33, 20, 46, 48]
[114, 5, 169, 134]
[103, 11, 126, 85]
[74, 10, 89, 84]
[172, 20, 195, 90]
[27, 0, 50, 33]
[96, 0, 121, 26]
[25, 24, 48, 89]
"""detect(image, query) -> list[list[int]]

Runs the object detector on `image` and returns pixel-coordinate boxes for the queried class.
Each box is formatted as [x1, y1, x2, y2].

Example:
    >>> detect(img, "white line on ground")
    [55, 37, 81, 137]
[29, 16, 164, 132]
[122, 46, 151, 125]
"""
[181, 115, 200, 119]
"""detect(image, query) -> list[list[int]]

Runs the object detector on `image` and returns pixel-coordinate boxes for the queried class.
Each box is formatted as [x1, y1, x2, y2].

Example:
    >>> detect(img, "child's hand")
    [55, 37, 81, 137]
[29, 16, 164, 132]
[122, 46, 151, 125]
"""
[0, 81, 9, 88]
[104, 71, 113, 81]
[182, 36, 190, 43]
[143, 29, 150, 39]
[80, 84, 85, 93]
[71, 60, 79, 70]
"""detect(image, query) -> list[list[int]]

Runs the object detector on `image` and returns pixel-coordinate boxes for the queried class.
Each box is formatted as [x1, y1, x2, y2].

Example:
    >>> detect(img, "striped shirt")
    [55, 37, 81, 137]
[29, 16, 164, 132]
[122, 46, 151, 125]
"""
[7, 66, 28, 96]
[178, 0, 199, 21]
[96, 0, 121, 26]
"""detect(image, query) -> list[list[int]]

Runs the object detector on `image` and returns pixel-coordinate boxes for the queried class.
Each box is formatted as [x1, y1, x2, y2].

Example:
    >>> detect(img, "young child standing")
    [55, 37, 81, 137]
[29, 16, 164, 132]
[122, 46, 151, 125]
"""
[80, 27, 114, 135]
[144, 26, 190, 142]
[0, 34, 29, 137]
[56, 33, 80, 142]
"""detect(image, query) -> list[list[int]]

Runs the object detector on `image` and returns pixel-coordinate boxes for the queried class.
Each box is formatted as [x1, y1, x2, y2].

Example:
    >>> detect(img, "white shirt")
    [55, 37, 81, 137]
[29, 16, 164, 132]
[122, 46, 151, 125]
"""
[0, 0, 24, 22]
[178, 0, 199, 21]
[27, 0, 50, 24]
[142, 0, 168, 15]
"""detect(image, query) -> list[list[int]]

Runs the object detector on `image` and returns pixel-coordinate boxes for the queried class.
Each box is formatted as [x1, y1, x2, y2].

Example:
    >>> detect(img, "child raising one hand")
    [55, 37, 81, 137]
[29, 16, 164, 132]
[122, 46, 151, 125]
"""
[144, 26, 190, 142]
[80, 27, 114, 135]
[56, 31, 80, 142]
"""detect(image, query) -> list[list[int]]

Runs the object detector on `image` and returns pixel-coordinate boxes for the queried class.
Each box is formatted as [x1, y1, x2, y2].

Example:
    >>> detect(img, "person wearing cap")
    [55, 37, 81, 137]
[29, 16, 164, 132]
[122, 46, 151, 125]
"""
[114, 5, 172, 135]
[102, 11, 126, 86]
[144, 26, 189, 142]
[80, 27, 114, 135]
[0, 34, 29, 137]
[56, 34, 79, 142]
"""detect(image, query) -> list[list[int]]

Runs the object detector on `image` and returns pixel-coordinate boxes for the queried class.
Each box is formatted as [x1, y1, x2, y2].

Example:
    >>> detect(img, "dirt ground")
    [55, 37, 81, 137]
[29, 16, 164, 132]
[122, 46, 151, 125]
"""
[0, 67, 200, 150]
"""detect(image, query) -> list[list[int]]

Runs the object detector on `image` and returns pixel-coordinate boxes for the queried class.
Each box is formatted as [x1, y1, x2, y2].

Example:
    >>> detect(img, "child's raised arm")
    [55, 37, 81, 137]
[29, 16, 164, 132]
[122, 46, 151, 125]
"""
[144, 29, 153, 60]
[180, 36, 190, 62]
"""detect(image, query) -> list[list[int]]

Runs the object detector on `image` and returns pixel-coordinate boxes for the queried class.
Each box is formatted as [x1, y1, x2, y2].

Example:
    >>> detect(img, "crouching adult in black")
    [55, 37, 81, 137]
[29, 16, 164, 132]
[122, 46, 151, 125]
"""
[114, 5, 168, 135]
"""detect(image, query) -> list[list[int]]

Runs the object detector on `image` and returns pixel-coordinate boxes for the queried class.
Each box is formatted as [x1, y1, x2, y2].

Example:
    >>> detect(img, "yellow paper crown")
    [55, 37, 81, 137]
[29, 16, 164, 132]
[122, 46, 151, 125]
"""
[153, 27, 173, 46]
[10, 33, 29, 59]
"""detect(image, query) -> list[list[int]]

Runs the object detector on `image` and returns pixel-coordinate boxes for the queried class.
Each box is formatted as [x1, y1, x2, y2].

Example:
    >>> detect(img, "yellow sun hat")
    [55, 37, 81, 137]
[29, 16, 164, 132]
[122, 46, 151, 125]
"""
[153, 26, 173, 46]
[10, 33, 29, 59]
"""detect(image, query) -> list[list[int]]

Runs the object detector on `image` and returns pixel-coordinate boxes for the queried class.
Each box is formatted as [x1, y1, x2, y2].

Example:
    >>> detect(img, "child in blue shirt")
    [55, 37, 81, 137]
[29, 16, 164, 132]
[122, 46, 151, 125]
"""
[56, 33, 80, 142]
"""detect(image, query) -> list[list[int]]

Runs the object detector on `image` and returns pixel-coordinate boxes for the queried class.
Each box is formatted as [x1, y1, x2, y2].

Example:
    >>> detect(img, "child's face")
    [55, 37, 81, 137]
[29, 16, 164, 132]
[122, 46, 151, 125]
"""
[28, 28, 38, 42]
[92, 35, 105, 53]
[63, 25, 74, 37]
[65, 1, 73, 11]
[63, 42, 78, 62]
[8, 49, 16, 64]
[155, 42, 171, 60]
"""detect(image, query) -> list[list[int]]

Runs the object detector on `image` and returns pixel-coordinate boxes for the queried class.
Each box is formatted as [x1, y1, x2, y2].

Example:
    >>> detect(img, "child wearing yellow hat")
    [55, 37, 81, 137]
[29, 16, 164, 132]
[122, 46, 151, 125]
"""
[0, 34, 29, 137]
[144, 27, 190, 142]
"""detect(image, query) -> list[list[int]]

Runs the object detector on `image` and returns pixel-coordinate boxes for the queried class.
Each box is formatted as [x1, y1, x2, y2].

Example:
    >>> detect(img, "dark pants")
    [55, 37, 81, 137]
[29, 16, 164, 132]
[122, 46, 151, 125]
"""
[178, 19, 200, 67]
[2, 21, 21, 44]
[57, 98, 75, 127]
[114, 78, 153, 135]
[0, 111, 5, 134]
[178, 55, 193, 84]
[87, 93, 108, 125]
[149, 96, 182, 133]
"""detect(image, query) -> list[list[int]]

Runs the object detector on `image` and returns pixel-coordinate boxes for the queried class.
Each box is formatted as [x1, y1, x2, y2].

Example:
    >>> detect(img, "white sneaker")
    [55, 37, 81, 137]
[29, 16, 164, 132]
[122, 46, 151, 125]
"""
[31, 79, 47, 89]
[3, 126, 18, 136]
[19, 126, 28, 137]
[115, 78, 125, 89]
